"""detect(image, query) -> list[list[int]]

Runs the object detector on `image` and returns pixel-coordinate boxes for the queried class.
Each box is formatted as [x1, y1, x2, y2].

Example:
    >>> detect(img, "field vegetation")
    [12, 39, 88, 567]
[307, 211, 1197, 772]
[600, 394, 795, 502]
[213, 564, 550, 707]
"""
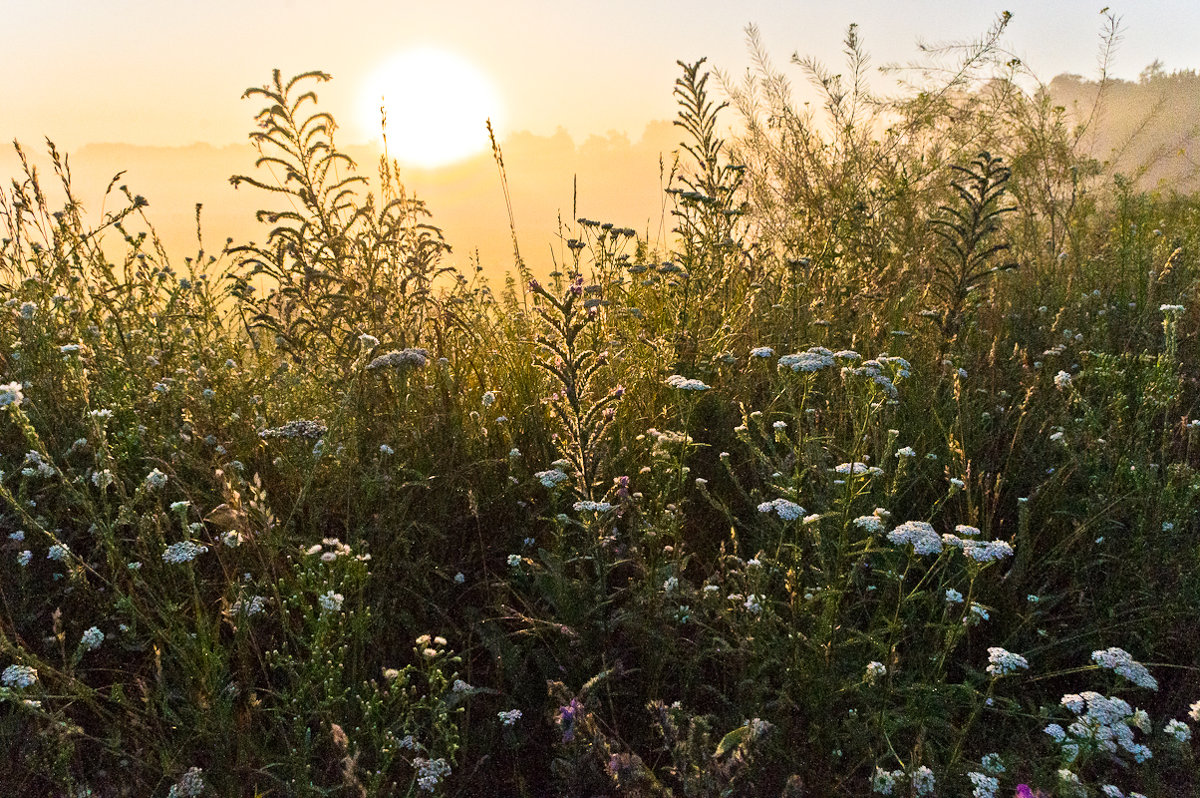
[1, 14, 1198, 798]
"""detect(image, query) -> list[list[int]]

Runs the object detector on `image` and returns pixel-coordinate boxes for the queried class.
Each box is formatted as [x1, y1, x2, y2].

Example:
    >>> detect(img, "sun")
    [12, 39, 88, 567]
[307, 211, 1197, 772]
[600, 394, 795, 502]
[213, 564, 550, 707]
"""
[360, 47, 502, 169]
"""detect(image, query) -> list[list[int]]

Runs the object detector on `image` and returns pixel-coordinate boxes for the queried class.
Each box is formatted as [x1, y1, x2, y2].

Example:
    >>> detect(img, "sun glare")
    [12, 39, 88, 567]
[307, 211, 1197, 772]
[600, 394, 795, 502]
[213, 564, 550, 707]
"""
[360, 47, 502, 169]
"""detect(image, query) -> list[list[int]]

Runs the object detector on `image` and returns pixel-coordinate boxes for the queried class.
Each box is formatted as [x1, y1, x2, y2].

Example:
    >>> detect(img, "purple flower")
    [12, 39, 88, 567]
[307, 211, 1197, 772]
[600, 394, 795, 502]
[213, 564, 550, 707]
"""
[528, 279, 541, 292]
[557, 698, 582, 742]
[615, 475, 630, 500]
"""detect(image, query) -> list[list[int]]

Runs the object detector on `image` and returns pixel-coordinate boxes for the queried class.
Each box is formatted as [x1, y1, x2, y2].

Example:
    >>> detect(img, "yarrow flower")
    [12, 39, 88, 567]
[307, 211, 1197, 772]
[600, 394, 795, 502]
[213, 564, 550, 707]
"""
[1091, 647, 1158, 690]
[757, 498, 805, 521]
[665, 374, 711, 391]
[873, 767, 904, 795]
[80, 626, 104, 651]
[572, 500, 613, 512]
[911, 766, 935, 797]
[144, 468, 168, 489]
[743, 594, 763, 613]
[853, 515, 884, 534]
[945, 588, 964, 604]
[896, 446, 916, 458]
[47, 543, 70, 562]
[866, 661, 887, 682]
[968, 772, 999, 798]
[260, 420, 327, 440]
[0, 382, 24, 408]
[166, 767, 205, 798]
[834, 461, 869, 476]
[162, 541, 208, 564]
[1054, 370, 1072, 389]
[778, 347, 835, 373]
[986, 647, 1029, 676]
[1054, 691, 1152, 763]
[979, 753, 1005, 774]
[887, 521, 942, 555]
[749, 346, 774, 358]
[498, 709, 523, 726]
[1, 664, 38, 688]
[367, 348, 430, 370]
[318, 591, 344, 613]
[535, 468, 570, 488]
[1162, 718, 1191, 743]
[412, 757, 451, 792]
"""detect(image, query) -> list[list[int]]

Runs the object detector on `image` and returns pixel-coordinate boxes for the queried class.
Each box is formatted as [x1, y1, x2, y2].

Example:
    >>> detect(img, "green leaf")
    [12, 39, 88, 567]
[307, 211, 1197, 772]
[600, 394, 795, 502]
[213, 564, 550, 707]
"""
[713, 724, 750, 758]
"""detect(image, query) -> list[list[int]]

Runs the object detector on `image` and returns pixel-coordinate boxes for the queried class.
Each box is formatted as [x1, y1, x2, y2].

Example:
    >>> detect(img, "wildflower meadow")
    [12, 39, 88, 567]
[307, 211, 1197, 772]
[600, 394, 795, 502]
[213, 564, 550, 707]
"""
[2, 17, 1199, 798]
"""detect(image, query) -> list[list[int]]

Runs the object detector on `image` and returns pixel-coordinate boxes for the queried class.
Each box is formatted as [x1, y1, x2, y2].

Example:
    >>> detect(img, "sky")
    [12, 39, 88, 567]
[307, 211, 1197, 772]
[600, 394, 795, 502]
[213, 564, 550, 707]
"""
[4, 0, 1199, 150]
[3, 1, 1198, 275]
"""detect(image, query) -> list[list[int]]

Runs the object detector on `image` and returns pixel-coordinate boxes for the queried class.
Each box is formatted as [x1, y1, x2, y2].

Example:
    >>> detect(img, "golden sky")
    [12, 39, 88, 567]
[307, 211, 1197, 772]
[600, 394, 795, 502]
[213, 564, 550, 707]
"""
[4, 1, 1198, 275]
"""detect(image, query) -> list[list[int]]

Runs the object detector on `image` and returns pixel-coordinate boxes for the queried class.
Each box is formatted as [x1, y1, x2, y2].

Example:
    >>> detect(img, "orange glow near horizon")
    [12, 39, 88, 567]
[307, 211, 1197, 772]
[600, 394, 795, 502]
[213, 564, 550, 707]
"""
[359, 47, 503, 168]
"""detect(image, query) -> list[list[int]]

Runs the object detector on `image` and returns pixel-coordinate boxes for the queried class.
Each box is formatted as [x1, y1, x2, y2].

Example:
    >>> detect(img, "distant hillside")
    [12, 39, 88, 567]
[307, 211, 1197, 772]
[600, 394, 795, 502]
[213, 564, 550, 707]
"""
[2, 69, 1197, 271]
[1047, 65, 1200, 193]
[0, 126, 678, 282]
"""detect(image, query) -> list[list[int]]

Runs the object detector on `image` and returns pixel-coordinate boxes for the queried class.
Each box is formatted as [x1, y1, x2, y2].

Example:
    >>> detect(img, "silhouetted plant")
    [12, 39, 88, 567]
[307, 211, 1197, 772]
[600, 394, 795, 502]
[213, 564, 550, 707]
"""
[230, 70, 458, 363]
[927, 150, 1018, 341]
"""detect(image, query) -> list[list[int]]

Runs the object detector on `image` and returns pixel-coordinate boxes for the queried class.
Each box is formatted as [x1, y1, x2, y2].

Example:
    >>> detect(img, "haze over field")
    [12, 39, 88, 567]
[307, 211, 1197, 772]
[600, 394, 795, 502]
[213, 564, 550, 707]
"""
[4, 71, 1197, 277]
[3, 2, 1199, 277]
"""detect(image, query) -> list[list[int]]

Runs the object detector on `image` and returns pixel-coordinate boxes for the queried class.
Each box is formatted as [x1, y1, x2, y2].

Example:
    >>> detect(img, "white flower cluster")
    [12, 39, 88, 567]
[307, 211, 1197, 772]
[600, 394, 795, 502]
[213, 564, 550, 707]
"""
[895, 446, 916, 458]
[535, 468, 570, 488]
[968, 772, 998, 798]
[911, 766, 935, 797]
[887, 521, 942, 555]
[865, 661, 887, 682]
[366, 348, 430, 370]
[260, 420, 327, 440]
[572, 500, 613, 512]
[162, 541, 208, 564]
[22, 450, 55, 478]
[749, 346, 774, 358]
[757, 498, 805, 521]
[778, 347, 835, 373]
[872, 767, 904, 795]
[80, 626, 104, 651]
[853, 515, 884, 534]
[986, 647, 1029, 676]
[231, 595, 267, 617]
[1164, 718, 1191, 743]
[166, 767, 205, 798]
[498, 709, 523, 726]
[0, 382, 24, 408]
[1, 664, 38, 688]
[318, 590, 344, 613]
[144, 468, 168, 489]
[743, 594, 763, 613]
[1091, 647, 1158, 690]
[412, 756, 451, 791]
[941, 534, 1015, 563]
[834, 461, 876, 476]
[47, 543, 70, 562]
[1047, 691, 1152, 763]
[1054, 370, 1072, 389]
[665, 374, 711, 391]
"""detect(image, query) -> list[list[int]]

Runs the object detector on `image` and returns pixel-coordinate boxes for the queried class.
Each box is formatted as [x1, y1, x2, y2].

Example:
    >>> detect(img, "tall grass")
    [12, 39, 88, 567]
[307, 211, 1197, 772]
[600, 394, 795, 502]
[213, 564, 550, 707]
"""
[1, 17, 1199, 798]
